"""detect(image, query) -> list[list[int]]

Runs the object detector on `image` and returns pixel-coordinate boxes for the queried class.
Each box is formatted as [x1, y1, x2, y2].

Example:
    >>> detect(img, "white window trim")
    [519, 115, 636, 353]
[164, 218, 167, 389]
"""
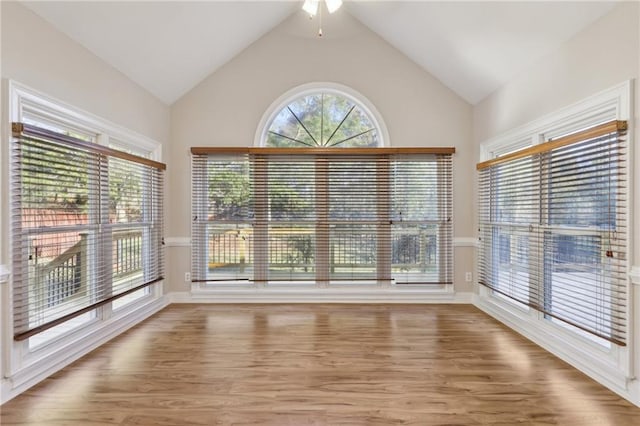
[476, 80, 634, 402]
[254, 82, 390, 147]
[7, 81, 162, 160]
[191, 152, 453, 287]
[480, 81, 631, 161]
[1, 80, 167, 404]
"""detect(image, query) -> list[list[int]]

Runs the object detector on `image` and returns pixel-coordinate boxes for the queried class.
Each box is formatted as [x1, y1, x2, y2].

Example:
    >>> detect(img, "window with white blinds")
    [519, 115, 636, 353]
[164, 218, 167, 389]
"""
[191, 148, 454, 285]
[11, 123, 165, 340]
[477, 120, 628, 345]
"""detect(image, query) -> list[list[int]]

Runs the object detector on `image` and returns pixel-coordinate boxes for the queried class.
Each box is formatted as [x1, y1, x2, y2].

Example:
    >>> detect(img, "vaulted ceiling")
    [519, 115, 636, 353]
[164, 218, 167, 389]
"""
[22, 1, 617, 105]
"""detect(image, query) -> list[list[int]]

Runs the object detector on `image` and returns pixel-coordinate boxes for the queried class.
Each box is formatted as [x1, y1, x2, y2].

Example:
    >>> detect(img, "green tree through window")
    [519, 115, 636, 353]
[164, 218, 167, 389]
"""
[266, 93, 378, 147]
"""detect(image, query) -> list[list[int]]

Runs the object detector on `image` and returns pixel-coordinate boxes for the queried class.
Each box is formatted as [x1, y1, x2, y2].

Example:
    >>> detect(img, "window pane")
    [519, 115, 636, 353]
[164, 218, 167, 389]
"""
[547, 140, 618, 229]
[392, 224, 439, 283]
[322, 94, 376, 148]
[268, 161, 314, 221]
[392, 162, 439, 221]
[268, 224, 315, 281]
[22, 112, 95, 142]
[266, 92, 378, 148]
[16, 138, 98, 334]
[27, 231, 97, 329]
[329, 160, 377, 221]
[492, 226, 531, 303]
[330, 224, 377, 281]
[543, 232, 614, 338]
[108, 157, 162, 301]
[206, 223, 253, 281]
[268, 105, 316, 147]
[391, 157, 452, 284]
[109, 158, 144, 224]
[495, 157, 538, 224]
[208, 160, 253, 220]
[111, 228, 145, 294]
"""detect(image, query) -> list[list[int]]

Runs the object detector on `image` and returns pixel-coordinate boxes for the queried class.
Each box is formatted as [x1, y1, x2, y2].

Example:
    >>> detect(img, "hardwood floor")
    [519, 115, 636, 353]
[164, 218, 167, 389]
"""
[2, 304, 640, 425]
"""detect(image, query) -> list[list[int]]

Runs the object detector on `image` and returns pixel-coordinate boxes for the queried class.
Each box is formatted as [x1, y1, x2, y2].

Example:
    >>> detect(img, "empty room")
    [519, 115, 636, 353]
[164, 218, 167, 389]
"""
[1, 0, 640, 424]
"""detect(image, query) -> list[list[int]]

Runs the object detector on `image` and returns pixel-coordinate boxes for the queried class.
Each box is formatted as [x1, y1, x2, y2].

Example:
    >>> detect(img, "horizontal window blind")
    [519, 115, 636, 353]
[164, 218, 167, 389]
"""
[191, 148, 453, 285]
[11, 123, 165, 340]
[477, 120, 628, 345]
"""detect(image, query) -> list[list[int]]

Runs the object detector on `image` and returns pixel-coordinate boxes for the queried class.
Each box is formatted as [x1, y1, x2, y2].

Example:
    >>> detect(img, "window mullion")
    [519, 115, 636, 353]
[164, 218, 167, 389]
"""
[376, 156, 391, 285]
[436, 155, 451, 284]
[532, 153, 544, 314]
[191, 155, 208, 283]
[253, 155, 269, 283]
[315, 157, 329, 284]
[98, 149, 113, 318]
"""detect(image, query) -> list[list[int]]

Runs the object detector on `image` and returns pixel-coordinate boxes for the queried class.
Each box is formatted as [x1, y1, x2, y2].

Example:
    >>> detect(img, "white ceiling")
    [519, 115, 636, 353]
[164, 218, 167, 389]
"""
[21, 1, 299, 104]
[22, 1, 617, 105]
[348, 1, 617, 104]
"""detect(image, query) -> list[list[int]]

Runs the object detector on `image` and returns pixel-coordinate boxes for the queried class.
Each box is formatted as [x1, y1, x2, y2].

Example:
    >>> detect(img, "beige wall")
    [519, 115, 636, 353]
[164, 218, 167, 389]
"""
[474, 2, 638, 143]
[473, 1, 640, 404]
[168, 10, 474, 292]
[1, 1, 170, 144]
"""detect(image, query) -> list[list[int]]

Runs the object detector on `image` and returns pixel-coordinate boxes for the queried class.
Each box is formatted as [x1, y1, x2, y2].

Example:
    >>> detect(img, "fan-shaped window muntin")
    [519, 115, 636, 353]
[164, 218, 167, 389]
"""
[266, 92, 379, 148]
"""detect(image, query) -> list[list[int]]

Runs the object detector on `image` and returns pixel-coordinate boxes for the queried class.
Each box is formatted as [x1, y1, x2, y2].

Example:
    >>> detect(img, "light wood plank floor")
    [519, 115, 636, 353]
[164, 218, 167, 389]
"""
[2, 304, 640, 425]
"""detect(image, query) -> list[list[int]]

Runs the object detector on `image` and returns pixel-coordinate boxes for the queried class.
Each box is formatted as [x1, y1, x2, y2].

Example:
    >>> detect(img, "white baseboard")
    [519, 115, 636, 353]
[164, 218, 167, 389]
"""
[1, 296, 169, 405]
[169, 288, 474, 304]
[473, 294, 638, 406]
[453, 237, 478, 247]
[164, 237, 191, 247]
[0, 378, 11, 405]
[630, 265, 640, 285]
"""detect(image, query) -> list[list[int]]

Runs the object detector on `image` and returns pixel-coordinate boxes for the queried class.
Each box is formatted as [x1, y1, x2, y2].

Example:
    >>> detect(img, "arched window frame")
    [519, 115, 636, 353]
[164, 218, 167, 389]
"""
[254, 82, 390, 148]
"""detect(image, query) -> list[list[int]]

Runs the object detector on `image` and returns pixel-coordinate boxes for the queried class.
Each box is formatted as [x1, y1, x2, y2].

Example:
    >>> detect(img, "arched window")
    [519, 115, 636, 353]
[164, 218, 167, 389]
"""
[257, 83, 387, 147]
[192, 83, 454, 289]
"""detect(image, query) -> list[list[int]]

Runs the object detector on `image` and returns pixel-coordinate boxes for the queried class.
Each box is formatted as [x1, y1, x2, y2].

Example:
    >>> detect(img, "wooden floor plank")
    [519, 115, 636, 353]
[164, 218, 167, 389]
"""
[1, 304, 639, 425]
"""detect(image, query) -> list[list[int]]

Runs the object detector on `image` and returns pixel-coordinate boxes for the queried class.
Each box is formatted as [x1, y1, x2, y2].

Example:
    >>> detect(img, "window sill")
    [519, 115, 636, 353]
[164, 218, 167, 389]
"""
[175, 285, 470, 304]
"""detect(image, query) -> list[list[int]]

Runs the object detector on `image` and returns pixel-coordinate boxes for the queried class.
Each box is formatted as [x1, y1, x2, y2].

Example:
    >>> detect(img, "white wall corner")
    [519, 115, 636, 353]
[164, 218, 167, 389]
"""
[630, 266, 640, 285]
[164, 237, 191, 247]
[167, 291, 193, 303]
[453, 237, 478, 248]
[1, 296, 169, 405]
[1, 378, 13, 405]
[473, 295, 633, 403]
[0, 265, 9, 283]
